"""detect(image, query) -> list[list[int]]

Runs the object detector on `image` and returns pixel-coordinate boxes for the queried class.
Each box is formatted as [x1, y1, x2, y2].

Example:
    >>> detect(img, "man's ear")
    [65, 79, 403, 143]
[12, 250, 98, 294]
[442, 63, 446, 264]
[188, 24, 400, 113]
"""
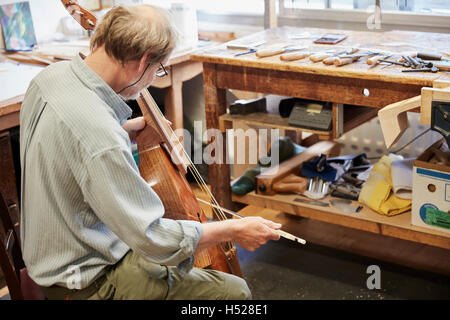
[138, 50, 152, 73]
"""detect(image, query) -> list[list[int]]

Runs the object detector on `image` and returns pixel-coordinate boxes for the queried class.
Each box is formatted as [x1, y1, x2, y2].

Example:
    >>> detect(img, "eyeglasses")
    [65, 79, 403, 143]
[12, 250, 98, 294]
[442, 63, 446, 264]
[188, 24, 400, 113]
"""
[155, 63, 168, 78]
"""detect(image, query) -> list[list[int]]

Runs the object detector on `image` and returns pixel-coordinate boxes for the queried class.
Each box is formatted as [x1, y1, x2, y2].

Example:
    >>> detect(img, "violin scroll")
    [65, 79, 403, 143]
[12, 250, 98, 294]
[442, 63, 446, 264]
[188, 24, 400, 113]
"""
[61, 0, 97, 31]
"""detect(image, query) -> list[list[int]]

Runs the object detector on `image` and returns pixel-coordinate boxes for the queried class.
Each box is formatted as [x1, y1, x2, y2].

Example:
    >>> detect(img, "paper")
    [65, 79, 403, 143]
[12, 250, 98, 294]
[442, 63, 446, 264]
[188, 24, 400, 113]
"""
[34, 40, 90, 60]
[0, 61, 44, 101]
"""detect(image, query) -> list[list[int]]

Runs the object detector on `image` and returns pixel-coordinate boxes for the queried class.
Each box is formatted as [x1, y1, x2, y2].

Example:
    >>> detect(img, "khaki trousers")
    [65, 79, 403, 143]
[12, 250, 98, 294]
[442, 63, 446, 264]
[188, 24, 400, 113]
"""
[42, 251, 252, 300]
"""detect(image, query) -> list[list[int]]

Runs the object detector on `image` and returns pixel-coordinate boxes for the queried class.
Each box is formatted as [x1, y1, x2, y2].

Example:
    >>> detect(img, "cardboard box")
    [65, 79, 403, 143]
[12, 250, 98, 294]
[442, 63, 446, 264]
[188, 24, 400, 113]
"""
[412, 139, 450, 234]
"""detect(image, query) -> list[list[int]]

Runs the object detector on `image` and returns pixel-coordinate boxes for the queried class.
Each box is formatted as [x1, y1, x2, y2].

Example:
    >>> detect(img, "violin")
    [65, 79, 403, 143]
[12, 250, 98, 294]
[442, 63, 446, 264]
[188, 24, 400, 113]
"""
[60, 0, 242, 276]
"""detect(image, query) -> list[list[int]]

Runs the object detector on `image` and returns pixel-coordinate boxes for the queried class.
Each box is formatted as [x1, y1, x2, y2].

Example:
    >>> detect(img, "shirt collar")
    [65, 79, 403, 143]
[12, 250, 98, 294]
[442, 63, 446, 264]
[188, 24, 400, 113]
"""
[70, 53, 132, 123]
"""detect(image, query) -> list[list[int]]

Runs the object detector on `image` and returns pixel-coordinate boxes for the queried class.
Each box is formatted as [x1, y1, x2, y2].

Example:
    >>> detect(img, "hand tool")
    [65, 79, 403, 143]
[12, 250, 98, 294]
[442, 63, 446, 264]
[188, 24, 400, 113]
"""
[401, 55, 412, 67]
[227, 40, 266, 50]
[367, 54, 389, 65]
[309, 47, 359, 63]
[401, 66, 439, 73]
[433, 60, 450, 71]
[416, 52, 449, 61]
[234, 48, 257, 57]
[280, 51, 311, 61]
[379, 59, 409, 67]
[330, 199, 357, 213]
[294, 196, 329, 207]
[405, 55, 424, 69]
[255, 46, 306, 58]
[197, 198, 307, 244]
[332, 51, 379, 66]
[228, 40, 267, 57]
[368, 54, 393, 69]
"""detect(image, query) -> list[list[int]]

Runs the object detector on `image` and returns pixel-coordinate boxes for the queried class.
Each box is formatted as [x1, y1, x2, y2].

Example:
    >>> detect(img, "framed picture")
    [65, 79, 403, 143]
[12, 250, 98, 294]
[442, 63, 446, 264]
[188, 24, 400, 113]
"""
[0, 1, 37, 51]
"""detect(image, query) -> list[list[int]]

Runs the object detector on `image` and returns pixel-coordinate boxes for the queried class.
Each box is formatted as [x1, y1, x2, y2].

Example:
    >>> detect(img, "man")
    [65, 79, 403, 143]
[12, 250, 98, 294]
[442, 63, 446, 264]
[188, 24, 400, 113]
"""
[19, 5, 281, 300]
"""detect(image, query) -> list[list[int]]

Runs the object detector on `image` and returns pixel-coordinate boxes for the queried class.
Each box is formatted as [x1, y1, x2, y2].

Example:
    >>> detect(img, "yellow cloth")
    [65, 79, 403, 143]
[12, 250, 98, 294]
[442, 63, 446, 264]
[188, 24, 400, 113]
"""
[358, 155, 411, 216]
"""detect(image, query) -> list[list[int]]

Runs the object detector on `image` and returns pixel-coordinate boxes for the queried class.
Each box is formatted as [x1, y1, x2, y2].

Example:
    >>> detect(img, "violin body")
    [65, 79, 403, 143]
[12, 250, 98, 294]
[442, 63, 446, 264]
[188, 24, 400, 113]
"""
[135, 92, 242, 276]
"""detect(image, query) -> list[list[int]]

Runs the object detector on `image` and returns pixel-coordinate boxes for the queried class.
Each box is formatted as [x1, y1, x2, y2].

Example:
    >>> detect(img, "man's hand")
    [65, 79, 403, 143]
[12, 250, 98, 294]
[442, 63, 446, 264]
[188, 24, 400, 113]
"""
[197, 217, 281, 252]
[122, 116, 146, 142]
[231, 217, 281, 252]
[122, 117, 173, 142]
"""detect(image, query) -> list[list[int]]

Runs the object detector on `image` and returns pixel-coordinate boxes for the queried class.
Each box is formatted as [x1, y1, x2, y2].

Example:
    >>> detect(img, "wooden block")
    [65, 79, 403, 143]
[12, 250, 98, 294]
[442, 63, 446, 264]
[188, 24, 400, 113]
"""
[378, 95, 421, 148]
[256, 140, 341, 195]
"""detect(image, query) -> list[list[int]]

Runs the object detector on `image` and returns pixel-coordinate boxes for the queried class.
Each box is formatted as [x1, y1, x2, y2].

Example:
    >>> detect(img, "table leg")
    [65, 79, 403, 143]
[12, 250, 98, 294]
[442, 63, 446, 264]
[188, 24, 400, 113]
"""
[164, 80, 184, 132]
[202, 63, 234, 210]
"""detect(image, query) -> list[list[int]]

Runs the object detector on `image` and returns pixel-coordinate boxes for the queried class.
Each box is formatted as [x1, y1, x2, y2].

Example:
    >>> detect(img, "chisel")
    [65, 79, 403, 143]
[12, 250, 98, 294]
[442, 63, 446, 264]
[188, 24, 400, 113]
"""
[309, 47, 359, 63]
[255, 46, 306, 58]
[280, 51, 311, 61]
[332, 51, 379, 66]
[367, 54, 390, 65]
[416, 52, 449, 61]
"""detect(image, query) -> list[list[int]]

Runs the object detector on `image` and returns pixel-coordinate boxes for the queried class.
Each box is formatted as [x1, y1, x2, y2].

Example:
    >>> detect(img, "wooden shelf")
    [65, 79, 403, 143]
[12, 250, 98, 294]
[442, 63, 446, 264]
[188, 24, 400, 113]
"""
[237, 205, 450, 276]
[232, 191, 450, 250]
[219, 112, 332, 139]
[219, 104, 379, 141]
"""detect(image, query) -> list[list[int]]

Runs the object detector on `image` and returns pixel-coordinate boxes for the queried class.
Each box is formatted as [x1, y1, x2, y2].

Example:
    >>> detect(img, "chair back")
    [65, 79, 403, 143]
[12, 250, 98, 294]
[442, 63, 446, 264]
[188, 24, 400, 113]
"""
[0, 192, 44, 300]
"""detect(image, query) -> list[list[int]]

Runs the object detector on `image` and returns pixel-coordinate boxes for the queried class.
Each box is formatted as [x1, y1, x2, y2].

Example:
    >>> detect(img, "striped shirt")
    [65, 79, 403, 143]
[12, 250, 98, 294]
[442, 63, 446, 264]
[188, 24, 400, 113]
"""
[19, 53, 202, 289]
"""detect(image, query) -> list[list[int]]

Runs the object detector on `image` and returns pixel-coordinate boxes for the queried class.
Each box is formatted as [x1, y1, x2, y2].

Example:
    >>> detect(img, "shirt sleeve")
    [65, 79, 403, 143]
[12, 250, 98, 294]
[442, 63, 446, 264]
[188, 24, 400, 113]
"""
[80, 145, 203, 273]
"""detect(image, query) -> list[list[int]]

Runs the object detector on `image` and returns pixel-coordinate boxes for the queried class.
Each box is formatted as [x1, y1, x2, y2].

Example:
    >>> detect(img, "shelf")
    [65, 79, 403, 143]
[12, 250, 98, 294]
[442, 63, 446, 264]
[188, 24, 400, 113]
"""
[237, 205, 450, 277]
[219, 104, 379, 141]
[219, 112, 332, 139]
[232, 191, 450, 250]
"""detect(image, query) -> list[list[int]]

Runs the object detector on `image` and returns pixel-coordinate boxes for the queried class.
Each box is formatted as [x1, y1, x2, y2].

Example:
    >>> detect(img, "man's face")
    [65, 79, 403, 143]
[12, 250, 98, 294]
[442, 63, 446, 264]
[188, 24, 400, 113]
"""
[119, 60, 167, 100]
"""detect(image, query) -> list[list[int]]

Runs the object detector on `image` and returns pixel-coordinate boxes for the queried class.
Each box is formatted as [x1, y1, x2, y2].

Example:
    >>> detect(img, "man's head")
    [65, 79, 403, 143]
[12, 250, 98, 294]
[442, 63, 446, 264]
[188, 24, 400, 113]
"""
[90, 5, 177, 99]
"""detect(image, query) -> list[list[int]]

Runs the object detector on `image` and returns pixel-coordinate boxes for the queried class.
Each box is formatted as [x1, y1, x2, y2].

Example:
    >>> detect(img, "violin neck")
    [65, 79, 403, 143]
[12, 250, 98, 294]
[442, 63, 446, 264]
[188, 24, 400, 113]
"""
[137, 89, 189, 172]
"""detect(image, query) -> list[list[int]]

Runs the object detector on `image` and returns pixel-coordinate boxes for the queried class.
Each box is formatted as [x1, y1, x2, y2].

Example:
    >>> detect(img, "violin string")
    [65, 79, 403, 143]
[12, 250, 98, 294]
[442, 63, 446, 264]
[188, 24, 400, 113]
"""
[145, 91, 230, 223]
[144, 94, 233, 255]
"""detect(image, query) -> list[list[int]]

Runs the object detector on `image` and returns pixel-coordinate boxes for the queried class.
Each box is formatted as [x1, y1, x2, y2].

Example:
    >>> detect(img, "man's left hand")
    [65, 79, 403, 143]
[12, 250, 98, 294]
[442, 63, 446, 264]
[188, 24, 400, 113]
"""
[122, 117, 146, 142]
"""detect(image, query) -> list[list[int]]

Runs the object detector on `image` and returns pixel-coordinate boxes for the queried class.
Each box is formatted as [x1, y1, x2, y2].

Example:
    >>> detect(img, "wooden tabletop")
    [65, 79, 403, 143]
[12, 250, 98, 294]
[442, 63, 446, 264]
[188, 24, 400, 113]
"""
[191, 26, 450, 86]
[0, 40, 213, 120]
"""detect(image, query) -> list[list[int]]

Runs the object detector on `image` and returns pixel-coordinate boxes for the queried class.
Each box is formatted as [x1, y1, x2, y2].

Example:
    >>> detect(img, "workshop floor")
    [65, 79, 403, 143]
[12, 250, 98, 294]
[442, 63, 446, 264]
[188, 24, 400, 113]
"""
[2, 239, 449, 300]
[236, 238, 450, 300]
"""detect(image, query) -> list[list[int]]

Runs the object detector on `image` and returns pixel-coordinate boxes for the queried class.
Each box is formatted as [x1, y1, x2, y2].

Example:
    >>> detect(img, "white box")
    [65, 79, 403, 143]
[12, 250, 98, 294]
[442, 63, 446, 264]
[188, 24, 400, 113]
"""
[412, 139, 450, 234]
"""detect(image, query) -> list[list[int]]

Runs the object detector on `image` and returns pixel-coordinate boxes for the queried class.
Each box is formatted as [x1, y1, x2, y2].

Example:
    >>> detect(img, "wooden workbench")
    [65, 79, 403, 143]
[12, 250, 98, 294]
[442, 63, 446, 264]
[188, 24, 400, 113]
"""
[0, 44, 205, 133]
[191, 26, 450, 272]
[191, 26, 450, 208]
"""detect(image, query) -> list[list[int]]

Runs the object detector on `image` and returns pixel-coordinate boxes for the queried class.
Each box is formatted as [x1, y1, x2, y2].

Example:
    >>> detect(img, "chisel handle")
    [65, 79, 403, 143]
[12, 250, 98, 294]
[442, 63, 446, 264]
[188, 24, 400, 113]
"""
[280, 51, 310, 61]
[416, 52, 444, 60]
[322, 56, 337, 65]
[310, 52, 331, 62]
[367, 55, 385, 65]
[334, 56, 359, 66]
[255, 48, 285, 58]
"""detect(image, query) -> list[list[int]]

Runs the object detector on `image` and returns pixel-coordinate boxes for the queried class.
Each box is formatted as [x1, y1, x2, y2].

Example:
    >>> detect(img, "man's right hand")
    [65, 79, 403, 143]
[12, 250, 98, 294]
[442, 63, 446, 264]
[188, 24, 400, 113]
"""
[231, 217, 282, 251]
[197, 217, 282, 252]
